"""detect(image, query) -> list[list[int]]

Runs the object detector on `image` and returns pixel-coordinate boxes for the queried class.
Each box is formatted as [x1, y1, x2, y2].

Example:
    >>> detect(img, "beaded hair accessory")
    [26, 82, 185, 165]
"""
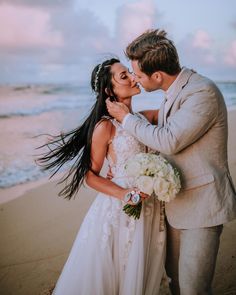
[94, 63, 103, 93]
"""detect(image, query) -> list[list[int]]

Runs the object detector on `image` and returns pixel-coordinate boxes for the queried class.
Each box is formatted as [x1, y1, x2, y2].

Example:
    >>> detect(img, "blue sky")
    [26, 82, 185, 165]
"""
[0, 0, 235, 84]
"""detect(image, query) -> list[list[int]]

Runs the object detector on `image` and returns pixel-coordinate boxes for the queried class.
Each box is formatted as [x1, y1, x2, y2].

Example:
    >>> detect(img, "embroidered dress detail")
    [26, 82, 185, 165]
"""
[52, 113, 167, 295]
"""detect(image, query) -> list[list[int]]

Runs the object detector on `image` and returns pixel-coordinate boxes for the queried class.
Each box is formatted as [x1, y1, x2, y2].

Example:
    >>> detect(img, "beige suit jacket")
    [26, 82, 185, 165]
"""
[124, 68, 236, 229]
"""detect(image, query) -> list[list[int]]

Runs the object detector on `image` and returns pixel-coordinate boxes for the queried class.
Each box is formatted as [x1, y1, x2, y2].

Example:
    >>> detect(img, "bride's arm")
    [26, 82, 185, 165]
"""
[85, 119, 130, 200]
[139, 109, 159, 124]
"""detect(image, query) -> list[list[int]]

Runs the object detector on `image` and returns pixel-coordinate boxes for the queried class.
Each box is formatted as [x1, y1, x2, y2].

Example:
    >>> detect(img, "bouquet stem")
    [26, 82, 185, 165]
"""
[123, 202, 142, 219]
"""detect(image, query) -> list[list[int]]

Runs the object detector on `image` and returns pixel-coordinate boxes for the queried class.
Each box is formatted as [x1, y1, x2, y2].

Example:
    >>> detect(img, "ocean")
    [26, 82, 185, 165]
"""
[0, 81, 236, 191]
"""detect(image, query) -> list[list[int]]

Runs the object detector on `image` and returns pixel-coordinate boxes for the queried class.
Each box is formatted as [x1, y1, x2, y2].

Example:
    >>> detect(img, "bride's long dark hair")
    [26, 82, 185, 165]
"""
[37, 58, 120, 200]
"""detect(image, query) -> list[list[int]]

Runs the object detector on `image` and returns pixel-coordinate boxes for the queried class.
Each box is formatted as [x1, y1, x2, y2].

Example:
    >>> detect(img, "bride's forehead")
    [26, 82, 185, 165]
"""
[111, 62, 127, 73]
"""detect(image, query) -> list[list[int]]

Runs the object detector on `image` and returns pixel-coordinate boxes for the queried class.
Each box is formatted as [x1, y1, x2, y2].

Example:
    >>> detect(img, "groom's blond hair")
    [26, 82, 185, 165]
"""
[126, 29, 181, 76]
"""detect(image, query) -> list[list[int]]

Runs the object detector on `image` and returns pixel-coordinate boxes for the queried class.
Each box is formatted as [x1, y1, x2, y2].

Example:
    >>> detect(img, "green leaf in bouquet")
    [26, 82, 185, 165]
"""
[123, 202, 142, 219]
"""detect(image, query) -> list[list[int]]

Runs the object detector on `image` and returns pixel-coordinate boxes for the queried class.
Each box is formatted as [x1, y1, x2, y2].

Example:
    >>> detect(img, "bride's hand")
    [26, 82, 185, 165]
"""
[122, 188, 150, 205]
[128, 191, 149, 206]
[140, 191, 150, 201]
[106, 165, 113, 180]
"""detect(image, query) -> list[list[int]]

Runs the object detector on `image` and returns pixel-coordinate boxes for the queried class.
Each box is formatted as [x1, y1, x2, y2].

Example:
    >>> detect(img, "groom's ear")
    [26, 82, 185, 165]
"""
[153, 71, 163, 83]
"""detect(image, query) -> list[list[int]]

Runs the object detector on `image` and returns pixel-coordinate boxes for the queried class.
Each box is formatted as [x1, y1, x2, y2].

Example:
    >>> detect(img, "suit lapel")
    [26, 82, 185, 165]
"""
[158, 98, 166, 127]
[164, 68, 195, 122]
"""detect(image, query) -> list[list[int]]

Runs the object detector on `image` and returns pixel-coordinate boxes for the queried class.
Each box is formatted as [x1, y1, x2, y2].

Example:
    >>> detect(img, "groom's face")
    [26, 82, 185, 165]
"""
[131, 60, 161, 92]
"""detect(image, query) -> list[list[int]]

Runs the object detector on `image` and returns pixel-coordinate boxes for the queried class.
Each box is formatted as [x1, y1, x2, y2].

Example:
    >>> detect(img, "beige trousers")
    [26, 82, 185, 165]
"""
[165, 221, 223, 295]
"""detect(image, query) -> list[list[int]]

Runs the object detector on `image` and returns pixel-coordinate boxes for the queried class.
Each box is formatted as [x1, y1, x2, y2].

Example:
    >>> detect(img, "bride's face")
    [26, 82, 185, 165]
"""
[110, 63, 141, 101]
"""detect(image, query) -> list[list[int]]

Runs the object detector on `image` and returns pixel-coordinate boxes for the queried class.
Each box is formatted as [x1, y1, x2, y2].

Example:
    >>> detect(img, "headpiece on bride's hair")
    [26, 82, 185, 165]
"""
[94, 63, 103, 93]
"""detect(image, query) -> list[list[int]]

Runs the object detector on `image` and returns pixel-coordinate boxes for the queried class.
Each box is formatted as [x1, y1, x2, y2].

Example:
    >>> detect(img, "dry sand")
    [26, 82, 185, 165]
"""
[0, 109, 236, 295]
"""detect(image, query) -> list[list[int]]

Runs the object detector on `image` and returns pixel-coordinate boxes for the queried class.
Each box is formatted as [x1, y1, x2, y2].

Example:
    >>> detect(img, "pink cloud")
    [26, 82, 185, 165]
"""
[177, 32, 216, 69]
[115, 0, 157, 47]
[192, 30, 212, 49]
[0, 3, 63, 49]
[224, 40, 236, 67]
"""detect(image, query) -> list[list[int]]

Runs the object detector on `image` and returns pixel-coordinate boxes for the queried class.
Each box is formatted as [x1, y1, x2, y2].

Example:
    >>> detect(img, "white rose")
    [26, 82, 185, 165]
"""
[158, 193, 171, 202]
[145, 161, 157, 176]
[174, 175, 181, 190]
[166, 185, 177, 202]
[156, 167, 168, 178]
[168, 173, 181, 191]
[153, 177, 170, 201]
[125, 161, 142, 176]
[167, 173, 176, 184]
[136, 175, 154, 195]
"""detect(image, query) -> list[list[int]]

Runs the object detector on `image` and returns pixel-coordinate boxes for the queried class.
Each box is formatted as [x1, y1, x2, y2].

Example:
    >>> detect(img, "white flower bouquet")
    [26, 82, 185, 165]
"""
[123, 152, 181, 219]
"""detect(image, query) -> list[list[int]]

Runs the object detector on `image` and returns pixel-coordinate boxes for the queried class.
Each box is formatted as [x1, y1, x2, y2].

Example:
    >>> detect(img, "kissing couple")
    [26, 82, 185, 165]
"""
[39, 29, 236, 295]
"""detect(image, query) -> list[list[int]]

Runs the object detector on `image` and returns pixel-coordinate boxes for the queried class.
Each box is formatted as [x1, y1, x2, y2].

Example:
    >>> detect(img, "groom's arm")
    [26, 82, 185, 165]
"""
[123, 90, 219, 155]
[139, 109, 159, 124]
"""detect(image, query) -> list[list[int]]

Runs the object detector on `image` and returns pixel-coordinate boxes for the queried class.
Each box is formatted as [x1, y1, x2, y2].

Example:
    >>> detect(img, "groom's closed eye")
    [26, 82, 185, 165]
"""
[132, 72, 141, 79]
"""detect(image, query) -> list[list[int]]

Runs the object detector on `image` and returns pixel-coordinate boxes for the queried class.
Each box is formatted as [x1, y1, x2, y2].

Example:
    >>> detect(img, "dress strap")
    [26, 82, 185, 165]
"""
[102, 112, 147, 124]
[101, 116, 122, 129]
[101, 115, 112, 121]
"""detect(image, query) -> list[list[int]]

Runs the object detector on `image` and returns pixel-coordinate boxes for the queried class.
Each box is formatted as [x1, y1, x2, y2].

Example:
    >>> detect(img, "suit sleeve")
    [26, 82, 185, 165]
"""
[123, 88, 219, 155]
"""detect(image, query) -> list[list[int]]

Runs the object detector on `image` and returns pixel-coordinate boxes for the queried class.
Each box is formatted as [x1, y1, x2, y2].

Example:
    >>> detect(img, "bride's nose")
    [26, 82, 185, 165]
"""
[129, 72, 136, 82]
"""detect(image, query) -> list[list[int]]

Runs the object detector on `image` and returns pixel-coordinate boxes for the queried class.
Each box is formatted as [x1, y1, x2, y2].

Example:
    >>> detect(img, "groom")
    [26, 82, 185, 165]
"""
[106, 29, 236, 294]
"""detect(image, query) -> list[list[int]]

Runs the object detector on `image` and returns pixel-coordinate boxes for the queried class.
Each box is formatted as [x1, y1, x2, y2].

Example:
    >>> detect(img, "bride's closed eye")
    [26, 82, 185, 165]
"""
[120, 74, 128, 80]
[120, 69, 133, 81]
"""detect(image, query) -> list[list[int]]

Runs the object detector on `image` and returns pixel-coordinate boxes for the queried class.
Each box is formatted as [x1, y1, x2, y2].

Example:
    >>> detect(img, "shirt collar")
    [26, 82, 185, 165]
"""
[165, 67, 185, 100]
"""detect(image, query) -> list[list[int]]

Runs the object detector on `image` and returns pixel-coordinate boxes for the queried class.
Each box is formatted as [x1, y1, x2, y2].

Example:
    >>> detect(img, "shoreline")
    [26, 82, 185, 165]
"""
[0, 173, 66, 205]
[1, 107, 236, 205]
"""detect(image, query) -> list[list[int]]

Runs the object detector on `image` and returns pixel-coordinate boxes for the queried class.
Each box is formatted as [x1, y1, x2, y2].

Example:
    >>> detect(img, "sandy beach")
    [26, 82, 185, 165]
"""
[0, 109, 236, 295]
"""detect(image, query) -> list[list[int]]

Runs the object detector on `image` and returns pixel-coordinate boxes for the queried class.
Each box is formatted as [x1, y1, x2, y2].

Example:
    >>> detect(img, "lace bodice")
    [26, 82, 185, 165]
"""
[106, 113, 147, 179]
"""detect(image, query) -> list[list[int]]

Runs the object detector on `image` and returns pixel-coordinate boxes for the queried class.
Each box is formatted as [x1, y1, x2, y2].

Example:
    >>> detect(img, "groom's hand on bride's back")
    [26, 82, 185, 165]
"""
[106, 164, 113, 180]
[106, 98, 130, 123]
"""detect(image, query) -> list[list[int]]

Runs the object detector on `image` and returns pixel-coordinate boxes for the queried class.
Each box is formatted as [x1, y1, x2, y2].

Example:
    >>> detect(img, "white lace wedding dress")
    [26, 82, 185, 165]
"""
[52, 115, 166, 295]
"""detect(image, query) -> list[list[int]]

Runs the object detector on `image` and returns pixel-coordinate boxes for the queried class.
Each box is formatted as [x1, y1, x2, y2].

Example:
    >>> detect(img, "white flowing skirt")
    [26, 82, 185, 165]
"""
[53, 187, 166, 295]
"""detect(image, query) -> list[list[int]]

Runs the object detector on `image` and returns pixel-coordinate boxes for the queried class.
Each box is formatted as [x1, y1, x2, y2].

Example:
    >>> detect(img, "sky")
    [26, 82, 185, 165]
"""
[0, 0, 236, 84]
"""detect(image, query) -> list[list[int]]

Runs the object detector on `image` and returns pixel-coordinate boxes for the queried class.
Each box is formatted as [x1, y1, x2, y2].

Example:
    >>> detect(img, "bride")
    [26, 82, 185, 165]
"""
[39, 58, 166, 295]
